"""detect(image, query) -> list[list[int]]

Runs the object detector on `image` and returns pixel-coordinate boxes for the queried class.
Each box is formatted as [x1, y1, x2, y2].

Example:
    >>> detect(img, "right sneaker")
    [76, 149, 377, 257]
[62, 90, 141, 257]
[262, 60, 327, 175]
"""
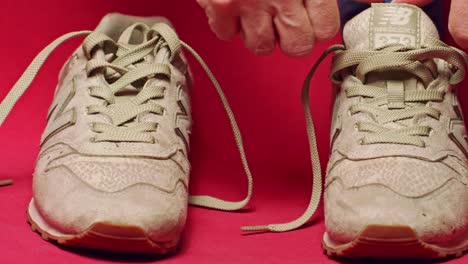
[320, 4, 468, 259]
[241, 2, 468, 260]
[0, 14, 253, 254]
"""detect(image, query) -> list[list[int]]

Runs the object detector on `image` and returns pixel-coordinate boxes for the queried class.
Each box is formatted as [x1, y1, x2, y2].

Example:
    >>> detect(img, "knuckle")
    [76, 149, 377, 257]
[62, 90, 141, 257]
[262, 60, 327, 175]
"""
[250, 28, 271, 42]
[305, 0, 330, 9]
[272, 0, 296, 14]
[314, 23, 340, 41]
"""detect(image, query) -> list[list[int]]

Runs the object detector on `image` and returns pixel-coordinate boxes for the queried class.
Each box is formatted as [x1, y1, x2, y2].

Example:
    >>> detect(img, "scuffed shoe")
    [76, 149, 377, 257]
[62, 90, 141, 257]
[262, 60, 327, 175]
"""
[320, 4, 468, 259]
[0, 14, 253, 254]
[242, 2, 468, 260]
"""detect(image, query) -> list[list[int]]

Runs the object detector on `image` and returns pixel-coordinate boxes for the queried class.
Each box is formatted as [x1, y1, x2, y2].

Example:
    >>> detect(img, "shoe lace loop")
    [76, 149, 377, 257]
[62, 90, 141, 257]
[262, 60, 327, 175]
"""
[0, 25, 253, 213]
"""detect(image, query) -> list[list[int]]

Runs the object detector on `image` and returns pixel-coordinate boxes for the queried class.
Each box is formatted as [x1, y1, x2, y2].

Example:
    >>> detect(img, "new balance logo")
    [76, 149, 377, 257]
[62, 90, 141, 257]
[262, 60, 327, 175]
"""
[40, 78, 77, 146]
[175, 85, 191, 153]
[372, 5, 420, 49]
[378, 7, 413, 26]
[449, 94, 468, 157]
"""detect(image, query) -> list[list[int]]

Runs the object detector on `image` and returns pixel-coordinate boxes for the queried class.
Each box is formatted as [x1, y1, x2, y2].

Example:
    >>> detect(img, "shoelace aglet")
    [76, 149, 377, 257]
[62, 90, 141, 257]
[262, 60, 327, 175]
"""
[241, 225, 281, 233]
[0, 179, 13, 187]
[241, 225, 269, 232]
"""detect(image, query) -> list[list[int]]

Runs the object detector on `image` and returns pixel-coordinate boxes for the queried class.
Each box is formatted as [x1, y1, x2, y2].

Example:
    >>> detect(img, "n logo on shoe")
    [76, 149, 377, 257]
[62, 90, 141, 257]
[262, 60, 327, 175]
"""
[378, 6, 413, 26]
[449, 94, 468, 157]
[40, 78, 77, 146]
[371, 4, 420, 49]
[175, 85, 191, 153]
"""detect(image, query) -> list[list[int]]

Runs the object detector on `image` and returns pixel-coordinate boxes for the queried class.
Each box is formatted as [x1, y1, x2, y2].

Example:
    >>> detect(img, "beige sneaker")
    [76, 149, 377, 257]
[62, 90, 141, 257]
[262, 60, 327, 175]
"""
[0, 14, 253, 254]
[319, 4, 468, 259]
[242, 2, 468, 259]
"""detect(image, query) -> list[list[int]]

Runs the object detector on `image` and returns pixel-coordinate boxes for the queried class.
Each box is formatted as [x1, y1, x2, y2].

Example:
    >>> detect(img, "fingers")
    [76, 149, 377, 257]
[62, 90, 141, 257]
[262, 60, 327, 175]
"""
[240, 10, 276, 55]
[198, 0, 339, 57]
[197, 0, 240, 41]
[273, 1, 315, 57]
[449, 0, 468, 48]
[305, 0, 340, 41]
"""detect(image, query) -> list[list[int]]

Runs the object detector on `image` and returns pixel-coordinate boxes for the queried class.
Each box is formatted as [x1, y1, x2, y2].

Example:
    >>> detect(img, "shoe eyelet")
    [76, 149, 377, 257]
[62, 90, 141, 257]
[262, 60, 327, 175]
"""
[358, 139, 365, 145]
[89, 137, 96, 143]
[353, 124, 359, 131]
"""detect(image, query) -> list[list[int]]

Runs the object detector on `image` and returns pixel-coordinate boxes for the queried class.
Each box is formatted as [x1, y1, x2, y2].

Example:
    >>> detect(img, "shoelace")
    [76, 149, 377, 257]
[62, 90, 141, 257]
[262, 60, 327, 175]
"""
[242, 39, 467, 232]
[0, 24, 253, 212]
[0, 179, 13, 187]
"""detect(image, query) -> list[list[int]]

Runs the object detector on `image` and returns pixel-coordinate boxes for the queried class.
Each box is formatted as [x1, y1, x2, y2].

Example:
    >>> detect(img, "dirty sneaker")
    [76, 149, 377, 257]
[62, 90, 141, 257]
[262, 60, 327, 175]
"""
[243, 3, 468, 260]
[0, 14, 253, 254]
[321, 4, 468, 259]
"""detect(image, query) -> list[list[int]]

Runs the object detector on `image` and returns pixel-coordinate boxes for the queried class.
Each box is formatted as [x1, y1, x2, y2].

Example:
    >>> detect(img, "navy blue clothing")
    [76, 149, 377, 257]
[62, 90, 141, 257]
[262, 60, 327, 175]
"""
[338, 0, 444, 37]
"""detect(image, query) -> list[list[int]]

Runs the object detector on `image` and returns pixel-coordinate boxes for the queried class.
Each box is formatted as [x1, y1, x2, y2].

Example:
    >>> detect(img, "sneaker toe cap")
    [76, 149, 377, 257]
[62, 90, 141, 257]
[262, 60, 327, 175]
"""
[324, 177, 468, 246]
[33, 162, 188, 243]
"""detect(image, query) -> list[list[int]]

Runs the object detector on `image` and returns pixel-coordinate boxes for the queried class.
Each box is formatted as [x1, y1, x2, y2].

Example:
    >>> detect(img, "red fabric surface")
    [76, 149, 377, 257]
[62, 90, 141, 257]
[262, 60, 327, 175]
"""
[0, 0, 466, 263]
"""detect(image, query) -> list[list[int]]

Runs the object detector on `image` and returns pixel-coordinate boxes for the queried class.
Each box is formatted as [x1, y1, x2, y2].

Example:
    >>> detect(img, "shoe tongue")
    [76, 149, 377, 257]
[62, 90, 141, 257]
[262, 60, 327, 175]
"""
[343, 3, 440, 50]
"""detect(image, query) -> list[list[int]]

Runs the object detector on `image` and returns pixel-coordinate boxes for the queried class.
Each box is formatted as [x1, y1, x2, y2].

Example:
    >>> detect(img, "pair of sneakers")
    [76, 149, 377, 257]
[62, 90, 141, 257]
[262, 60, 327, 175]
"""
[0, 3, 467, 259]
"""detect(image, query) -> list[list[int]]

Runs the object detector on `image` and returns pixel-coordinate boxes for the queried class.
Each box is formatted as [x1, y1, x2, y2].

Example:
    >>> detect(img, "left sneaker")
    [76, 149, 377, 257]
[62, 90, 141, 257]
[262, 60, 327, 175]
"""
[0, 13, 253, 254]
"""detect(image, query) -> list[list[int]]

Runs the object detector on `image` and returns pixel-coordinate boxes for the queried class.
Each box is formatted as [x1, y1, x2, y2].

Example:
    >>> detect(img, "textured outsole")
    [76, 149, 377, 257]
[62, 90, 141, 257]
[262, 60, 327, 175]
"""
[323, 225, 467, 259]
[27, 201, 178, 254]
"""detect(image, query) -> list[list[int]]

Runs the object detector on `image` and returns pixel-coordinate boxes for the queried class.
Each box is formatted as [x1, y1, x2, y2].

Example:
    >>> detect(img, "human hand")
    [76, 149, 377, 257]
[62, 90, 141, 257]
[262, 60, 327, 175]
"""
[196, 0, 340, 57]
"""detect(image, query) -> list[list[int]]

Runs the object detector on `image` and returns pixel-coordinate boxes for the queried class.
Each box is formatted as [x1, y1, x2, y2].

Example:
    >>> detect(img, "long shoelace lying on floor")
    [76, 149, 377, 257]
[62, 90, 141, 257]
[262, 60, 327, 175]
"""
[242, 39, 467, 232]
[0, 23, 253, 212]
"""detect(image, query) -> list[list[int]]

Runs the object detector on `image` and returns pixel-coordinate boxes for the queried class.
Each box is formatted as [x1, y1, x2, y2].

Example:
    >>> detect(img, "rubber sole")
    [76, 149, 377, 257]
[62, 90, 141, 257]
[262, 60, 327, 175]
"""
[323, 225, 468, 259]
[27, 200, 179, 254]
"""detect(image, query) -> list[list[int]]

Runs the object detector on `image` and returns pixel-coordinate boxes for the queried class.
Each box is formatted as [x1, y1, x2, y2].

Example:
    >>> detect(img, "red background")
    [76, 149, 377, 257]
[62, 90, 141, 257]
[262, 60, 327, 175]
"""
[0, 0, 466, 263]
